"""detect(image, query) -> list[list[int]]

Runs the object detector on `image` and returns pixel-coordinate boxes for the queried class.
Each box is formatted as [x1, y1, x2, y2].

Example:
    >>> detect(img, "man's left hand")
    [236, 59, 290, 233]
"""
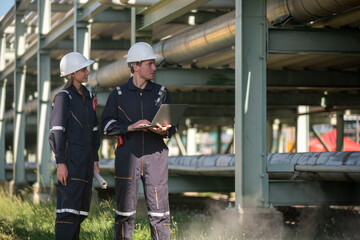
[149, 124, 171, 135]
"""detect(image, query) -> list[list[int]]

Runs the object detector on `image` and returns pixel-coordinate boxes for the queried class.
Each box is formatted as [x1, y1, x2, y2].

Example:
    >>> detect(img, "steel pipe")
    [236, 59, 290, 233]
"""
[267, 0, 360, 25]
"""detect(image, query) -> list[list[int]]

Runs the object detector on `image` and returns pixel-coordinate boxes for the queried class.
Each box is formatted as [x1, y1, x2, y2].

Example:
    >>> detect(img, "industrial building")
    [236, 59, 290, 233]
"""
[0, 0, 360, 213]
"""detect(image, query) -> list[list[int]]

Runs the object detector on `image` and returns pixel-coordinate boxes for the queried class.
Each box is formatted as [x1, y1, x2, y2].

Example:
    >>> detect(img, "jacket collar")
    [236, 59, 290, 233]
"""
[127, 77, 154, 91]
[68, 84, 91, 98]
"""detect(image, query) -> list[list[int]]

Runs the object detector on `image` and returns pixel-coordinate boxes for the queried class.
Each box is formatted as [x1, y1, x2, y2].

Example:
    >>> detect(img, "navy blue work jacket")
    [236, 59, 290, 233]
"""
[49, 85, 100, 179]
[101, 78, 176, 154]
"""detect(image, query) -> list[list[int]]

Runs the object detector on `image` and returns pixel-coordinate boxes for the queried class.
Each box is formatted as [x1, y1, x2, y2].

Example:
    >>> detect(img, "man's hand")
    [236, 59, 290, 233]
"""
[149, 124, 171, 135]
[57, 163, 68, 186]
[94, 161, 100, 174]
[127, 120, 151, 132]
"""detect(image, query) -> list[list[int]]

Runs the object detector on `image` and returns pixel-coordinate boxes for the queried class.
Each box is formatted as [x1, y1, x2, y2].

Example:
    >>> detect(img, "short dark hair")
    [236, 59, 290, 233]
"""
[128, 62, 142, 74]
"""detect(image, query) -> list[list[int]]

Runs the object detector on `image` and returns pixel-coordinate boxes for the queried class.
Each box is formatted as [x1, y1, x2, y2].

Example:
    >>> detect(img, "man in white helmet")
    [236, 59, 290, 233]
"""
[49, 52, 100, 239]
[101, 42, 176, 239]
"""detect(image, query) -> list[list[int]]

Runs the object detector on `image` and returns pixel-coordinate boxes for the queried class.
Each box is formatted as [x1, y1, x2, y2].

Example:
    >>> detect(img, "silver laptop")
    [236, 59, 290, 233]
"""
[133, 104, 187, 129]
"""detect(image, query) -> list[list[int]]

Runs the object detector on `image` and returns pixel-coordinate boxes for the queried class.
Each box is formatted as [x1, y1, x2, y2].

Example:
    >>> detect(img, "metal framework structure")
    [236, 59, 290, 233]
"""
[0, 0, 359, 208]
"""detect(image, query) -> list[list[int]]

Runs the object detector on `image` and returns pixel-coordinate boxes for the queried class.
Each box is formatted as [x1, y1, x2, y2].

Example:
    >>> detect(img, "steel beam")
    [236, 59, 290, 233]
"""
[25, 2, 72, 12]
[267, 70, 360, 90]
[268, 28, 360, 54]
[138, 0, 211, 30]
[93, 8, 131, 23]
[153, 68, 235, 89]
[235, 0, 268, 209]
[269, 180, 360, 206]
[0, 5, 15, 32]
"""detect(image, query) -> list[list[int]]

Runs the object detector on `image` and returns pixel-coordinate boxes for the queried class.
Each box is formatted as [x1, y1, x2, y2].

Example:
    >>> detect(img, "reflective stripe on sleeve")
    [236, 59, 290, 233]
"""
[93, 126, 98, 131]
[50, 126, 65, 132]
[115, 210, 136, 217]
[60, 90, 72, 99]
[103, 119, 116, 134]
[56, 208, 88, 216]
[148, 211, 170, 217]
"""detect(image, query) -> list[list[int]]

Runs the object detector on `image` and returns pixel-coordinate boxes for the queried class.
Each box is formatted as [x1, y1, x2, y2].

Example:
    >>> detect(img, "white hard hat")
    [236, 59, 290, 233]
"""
[126, 42, 161, 63]
[60, 52, 94, 77]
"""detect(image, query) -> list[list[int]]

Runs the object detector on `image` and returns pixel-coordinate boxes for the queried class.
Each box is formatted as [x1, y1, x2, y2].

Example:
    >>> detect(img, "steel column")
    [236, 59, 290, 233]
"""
[37, 0, 52, 188]
[296, 106, 309, 152]
[336, 111, 344, 151]
[74, 2, 91, 58]
[0, 79, 6, 181]
[0, 32, 5, 71]
[187, 128, 197, 155]
[13, 8, 27, 185]
[235, 0, 267, 208]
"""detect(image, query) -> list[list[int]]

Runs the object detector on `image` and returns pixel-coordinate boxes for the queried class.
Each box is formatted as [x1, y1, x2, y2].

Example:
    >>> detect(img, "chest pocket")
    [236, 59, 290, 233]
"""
[61, 90, 92, 145]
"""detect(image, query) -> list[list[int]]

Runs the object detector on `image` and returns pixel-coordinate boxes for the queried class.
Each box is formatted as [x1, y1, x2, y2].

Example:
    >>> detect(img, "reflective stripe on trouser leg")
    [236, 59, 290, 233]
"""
[148, 211, 171, 240]
[144, 182, 170, 240]
[143, 149, 170, 240]
[114, 171, 140, 240]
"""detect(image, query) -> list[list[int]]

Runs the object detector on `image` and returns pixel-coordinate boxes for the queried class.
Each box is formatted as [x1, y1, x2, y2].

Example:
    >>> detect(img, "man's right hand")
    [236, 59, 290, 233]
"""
[57, 163, 68, 186]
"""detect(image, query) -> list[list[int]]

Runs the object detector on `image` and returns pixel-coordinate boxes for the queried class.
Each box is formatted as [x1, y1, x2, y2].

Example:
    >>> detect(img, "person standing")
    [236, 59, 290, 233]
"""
[49, 52, 100, 239]
[101, 42, 176, 240]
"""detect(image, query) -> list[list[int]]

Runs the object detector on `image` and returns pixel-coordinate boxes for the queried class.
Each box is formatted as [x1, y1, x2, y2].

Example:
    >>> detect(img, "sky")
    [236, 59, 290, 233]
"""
[0, 1, 14, 18]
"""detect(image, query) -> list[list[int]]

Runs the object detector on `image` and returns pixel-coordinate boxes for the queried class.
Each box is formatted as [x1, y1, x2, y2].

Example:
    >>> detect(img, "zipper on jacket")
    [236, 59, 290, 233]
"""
[140, 91, 144, 176]
[154, 187, 159, 209]
[117, 106, 132, 122]
[70, 111, 83, 128]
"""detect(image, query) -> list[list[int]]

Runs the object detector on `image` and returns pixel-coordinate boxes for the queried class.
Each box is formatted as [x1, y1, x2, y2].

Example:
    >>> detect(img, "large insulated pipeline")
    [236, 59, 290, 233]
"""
[268, 0, 360, 25]
[118, 0, 235, 9]
[89, 10, 235, 87]
[91, 0, 360, 87]
[165, 152, 360, 182]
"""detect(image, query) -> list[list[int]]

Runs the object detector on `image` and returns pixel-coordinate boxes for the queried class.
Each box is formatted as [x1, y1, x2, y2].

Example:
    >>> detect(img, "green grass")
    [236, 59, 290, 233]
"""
[0, 187, 211, 240]
[1, 187, 360, 240]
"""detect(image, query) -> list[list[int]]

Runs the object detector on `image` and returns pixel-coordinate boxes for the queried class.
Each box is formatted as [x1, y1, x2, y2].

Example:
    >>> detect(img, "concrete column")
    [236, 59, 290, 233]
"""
[235, 0, 268, 208]
[0, 79, 7, 181]
[12, 9, 27, 187]
[187, 128, 197, 155]
[336, 111, 344, 151]
[296, 106, 309, 152]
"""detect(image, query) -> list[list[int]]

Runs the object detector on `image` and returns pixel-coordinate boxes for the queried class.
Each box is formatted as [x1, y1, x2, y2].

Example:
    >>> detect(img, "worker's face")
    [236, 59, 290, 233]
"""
[72, 67, 90, 84]
[134, 59, 156, 81]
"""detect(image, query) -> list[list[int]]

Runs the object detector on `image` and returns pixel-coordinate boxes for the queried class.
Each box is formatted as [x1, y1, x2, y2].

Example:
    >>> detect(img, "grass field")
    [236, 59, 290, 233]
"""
[1, 186, 360, 239]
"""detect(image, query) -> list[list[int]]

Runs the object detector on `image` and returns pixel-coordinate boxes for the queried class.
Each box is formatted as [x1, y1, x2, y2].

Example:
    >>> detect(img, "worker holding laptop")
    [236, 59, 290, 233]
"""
[101, 42, 178, 240]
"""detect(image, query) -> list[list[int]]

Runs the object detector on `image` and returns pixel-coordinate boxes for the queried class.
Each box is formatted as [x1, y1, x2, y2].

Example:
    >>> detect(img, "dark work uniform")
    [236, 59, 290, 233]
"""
[49, 84, 100, 240]
[101, 78, 176, 240]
